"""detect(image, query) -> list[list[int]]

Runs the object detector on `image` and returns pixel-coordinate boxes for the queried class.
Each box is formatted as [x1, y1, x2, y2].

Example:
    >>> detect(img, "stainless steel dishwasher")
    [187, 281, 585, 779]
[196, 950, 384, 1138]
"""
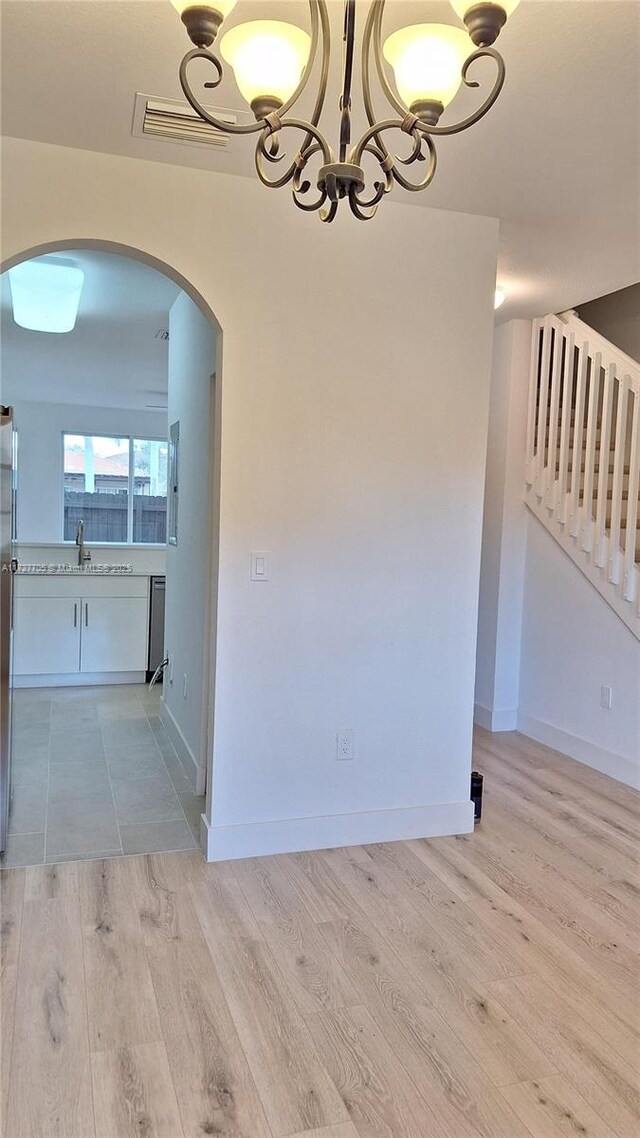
[147, 575, 166, 682]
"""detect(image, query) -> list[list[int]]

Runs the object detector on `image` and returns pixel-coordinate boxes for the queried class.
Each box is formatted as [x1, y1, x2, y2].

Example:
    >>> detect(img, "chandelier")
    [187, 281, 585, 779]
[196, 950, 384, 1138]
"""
[171, 1, 520, 222]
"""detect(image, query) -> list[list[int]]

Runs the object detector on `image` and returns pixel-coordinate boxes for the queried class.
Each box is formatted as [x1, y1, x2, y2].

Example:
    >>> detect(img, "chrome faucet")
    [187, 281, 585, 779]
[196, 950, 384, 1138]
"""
[75, 519, 91, 566]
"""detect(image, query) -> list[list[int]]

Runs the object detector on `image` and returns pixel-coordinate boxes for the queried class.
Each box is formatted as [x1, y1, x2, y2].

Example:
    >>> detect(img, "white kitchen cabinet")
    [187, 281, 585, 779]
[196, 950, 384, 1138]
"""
[13, 575, 150, 682]
[80, 596, 148, 673]
[13, 596, 81, 676]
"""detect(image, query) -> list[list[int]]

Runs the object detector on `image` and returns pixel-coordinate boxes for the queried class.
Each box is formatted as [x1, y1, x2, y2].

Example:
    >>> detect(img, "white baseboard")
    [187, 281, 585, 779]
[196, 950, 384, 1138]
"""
[517, 712, 640, 790]
[202, 800, 474, 862]
[160, 699, 206, 795]
[13, 671, 145, 689]
[474, 703, 519, 732]
[198, 811, 209, 856]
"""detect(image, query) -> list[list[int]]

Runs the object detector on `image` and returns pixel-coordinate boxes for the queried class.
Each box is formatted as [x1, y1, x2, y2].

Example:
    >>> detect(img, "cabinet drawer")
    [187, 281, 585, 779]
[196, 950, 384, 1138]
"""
[80, 577, 149, 599]
[15, 577, 82, 600]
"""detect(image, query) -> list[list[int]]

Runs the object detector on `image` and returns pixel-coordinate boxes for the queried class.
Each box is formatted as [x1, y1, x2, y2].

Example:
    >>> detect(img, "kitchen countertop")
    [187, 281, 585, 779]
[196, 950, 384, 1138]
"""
[17, 563, 136, 575]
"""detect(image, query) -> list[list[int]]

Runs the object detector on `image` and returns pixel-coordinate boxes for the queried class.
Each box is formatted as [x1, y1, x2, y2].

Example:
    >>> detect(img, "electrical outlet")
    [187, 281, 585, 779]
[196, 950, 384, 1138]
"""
[600, 684, 613, 710]
[168, 655, 174, 684]
[336, 729, 355, 761]
[183, 673, 188, 699]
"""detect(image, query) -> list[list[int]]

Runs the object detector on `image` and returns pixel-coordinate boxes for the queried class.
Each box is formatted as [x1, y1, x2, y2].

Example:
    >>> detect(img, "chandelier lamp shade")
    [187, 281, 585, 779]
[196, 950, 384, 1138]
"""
[170, 0, 521, 222]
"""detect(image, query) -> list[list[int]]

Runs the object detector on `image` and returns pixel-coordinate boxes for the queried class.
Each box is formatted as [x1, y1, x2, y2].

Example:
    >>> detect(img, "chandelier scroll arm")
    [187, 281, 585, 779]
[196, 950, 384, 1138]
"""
[423, 48, 506, 136]
[348, 191, 379, 222]
[286, 2, 332, 166]
[395, 117, 428, 167]
[361, 0, 384, 131]
[292, 144, 331, 213]
[318, 200, 339, 224]
[391, 129, 437, 191]
[256, 1, 333, 190]
[350, 116, 438, 195]
[179, 48, 265, 136]
[350, 149, 391, 210]
[254, 117, 334, 196]
[371, 0, 410, 122]
[355, 0, 436, 194]
[358, 0, 396, 180]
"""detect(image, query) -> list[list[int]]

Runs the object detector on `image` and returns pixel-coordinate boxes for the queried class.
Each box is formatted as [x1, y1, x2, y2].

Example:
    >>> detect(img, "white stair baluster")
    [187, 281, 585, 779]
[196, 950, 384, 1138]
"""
[580, 350, 602, 555]
[556, 332, 575, 523]
[569, 341, 588, 539]
[608, 375, 629, 584]
[544, 323, 564, 511]
[534, 319, 553, 498]
[593, 363, 615, 568]
[623, 388, 639, 602]
[525, 319, 542, 486]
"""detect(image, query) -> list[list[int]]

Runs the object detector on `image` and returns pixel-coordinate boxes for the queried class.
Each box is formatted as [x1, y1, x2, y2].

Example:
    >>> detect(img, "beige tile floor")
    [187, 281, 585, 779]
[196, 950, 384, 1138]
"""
[3, 684, 206, 866]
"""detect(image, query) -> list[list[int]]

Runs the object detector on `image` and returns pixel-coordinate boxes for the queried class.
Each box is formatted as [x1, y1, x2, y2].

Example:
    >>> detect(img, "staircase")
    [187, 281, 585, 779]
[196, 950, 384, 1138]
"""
[525, 310, 640, 639]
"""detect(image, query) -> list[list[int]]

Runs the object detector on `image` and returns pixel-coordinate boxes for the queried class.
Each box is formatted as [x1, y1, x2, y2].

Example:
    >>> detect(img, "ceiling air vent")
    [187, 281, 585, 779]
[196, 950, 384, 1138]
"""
[132, 93, 238, 149]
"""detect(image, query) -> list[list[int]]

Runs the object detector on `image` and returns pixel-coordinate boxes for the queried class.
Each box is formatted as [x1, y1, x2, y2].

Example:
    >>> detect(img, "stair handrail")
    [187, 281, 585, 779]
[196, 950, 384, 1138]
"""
[559, 311, 640, 392]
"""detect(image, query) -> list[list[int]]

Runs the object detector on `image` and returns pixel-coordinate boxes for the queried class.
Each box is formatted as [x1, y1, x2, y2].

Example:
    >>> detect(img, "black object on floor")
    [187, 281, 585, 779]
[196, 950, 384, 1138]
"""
[471, 771, 484, 822]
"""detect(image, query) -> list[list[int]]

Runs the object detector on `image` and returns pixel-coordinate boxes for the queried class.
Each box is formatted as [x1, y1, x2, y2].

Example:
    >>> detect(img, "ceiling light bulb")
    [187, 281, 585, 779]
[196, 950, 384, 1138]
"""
[170, 0, 237, 18]
[220, 21, 311, 116]
[8, 259, 84, 334]
[383, 24, 471, 118]
[494, 288, 506, 309]
[450, 2, 520, 46]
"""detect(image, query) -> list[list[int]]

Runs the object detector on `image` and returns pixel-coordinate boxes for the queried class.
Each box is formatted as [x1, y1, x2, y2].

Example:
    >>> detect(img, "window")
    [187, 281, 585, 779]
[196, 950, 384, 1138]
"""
[63, 433, 168, 545]
[133, 438, 169, 543]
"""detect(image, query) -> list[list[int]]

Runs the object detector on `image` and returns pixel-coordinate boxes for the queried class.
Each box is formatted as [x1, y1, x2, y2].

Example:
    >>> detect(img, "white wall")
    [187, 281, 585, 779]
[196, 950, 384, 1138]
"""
[578, 283, 640, 363]
[163, 292, 217, 791]
[519, 517, 640, 789]
[3, 399, 166, 546]
[475, 320, 531, 730]
[1, 137, 498, 859]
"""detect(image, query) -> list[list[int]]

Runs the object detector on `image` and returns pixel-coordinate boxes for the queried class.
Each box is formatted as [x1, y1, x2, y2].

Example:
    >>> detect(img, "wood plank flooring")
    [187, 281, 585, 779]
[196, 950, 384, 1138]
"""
[1, 726, 639, 1137]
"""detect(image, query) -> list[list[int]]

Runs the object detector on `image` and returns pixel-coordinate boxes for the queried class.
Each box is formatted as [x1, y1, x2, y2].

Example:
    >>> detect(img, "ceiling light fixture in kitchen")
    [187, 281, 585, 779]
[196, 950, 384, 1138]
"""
[8, 259, 85, 334]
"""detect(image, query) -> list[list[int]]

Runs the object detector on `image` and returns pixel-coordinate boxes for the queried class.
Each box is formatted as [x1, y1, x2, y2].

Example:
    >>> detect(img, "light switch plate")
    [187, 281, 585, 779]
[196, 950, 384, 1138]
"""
[251, 551, 269, 581]
[600, 684, 613, 710]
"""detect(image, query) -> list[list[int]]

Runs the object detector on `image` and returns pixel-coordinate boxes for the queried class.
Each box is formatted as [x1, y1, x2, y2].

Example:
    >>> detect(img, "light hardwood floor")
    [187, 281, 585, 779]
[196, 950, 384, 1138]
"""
[1, 727, 639, 1137]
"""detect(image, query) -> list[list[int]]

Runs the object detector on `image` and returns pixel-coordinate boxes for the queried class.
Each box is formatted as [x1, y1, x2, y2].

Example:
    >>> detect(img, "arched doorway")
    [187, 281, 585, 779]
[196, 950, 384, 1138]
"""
[0, 241, 222, 866]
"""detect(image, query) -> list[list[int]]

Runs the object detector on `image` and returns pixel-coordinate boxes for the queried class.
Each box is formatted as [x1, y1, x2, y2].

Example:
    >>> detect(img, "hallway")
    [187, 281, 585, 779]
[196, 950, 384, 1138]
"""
[4, 685, 204, 866]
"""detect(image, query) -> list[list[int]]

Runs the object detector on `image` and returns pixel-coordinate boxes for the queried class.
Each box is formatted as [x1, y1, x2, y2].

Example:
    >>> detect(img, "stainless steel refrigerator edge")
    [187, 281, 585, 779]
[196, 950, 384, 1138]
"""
[0, 406, 15, 853]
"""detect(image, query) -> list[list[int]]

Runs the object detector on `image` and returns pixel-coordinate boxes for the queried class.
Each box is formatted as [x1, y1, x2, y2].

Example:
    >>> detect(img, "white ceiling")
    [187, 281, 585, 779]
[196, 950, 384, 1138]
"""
[0, 249, 179, 409]
[1, 1, 639, 321]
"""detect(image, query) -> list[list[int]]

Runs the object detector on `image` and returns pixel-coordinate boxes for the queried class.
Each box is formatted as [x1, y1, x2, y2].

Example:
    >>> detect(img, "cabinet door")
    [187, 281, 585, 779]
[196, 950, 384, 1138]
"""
[13, 596, 80, 675]
[80, 597, 148, 673]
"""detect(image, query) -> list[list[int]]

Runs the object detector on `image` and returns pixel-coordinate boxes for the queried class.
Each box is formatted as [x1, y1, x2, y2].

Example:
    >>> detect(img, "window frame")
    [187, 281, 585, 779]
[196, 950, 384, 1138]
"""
[61, 431, 168, 547]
